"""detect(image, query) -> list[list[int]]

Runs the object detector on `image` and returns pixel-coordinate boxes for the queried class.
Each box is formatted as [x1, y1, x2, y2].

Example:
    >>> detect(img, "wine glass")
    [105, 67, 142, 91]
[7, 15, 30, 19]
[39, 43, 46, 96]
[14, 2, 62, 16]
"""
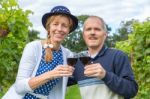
[78, 51, 91, 66]
[67, 52, 78, 67]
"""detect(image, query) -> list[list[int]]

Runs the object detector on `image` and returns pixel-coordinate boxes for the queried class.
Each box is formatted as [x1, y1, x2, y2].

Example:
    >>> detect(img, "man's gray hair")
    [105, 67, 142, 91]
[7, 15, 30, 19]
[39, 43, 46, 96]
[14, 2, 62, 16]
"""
[83, 16, 107, 32]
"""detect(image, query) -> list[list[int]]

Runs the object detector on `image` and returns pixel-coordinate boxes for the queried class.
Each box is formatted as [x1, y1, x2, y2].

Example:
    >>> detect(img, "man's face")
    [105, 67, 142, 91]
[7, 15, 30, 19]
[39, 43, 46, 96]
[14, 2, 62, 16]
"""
[83, 17, 107, 49]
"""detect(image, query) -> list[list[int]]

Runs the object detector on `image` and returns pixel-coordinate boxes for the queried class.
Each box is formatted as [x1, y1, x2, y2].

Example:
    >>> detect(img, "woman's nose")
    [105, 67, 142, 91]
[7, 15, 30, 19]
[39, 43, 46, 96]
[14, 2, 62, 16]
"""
[57, 25, 63, 31]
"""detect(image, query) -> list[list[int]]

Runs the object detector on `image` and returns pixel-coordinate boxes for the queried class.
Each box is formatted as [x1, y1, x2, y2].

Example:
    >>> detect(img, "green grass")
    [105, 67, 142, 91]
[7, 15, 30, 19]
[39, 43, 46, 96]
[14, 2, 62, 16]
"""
[66, 85, 82, 99]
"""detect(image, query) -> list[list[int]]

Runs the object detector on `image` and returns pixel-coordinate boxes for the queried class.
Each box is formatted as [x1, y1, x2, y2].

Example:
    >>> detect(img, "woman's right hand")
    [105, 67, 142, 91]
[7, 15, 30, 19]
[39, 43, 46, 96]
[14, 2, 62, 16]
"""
[28, 65, 74, 89]
[48, 65, 74, 79]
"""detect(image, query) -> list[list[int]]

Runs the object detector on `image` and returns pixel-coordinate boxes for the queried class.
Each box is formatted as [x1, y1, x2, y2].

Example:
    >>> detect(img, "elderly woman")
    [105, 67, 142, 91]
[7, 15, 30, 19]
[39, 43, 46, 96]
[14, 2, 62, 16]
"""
[2, 5, 78, 99]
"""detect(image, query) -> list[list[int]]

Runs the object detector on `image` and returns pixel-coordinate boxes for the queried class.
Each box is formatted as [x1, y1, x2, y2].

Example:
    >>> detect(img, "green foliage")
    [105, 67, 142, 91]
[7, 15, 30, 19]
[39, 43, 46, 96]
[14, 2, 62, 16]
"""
[116, 18, 150, 98]
[110, 20, 138, 47]
[115, 40, 132, 55]
[0, 0, 32, 96]
[66, 85, 81, 99]
[27, 29, 40, 42]
[131, 19, 150, 98]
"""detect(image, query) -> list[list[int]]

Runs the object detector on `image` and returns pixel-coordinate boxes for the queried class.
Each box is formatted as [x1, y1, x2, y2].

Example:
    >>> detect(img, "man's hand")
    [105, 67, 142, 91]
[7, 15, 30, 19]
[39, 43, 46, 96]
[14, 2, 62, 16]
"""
[84, 63, 106, 79]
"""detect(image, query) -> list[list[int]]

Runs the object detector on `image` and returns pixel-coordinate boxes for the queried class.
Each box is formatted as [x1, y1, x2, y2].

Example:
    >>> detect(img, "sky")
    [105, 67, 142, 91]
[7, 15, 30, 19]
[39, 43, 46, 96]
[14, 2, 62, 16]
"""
[18, 0, 150, 38]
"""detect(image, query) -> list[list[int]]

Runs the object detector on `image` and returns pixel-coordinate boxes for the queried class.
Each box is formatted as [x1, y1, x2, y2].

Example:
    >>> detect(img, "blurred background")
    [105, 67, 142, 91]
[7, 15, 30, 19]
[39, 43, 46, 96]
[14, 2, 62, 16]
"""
[0, 0, 150, 98]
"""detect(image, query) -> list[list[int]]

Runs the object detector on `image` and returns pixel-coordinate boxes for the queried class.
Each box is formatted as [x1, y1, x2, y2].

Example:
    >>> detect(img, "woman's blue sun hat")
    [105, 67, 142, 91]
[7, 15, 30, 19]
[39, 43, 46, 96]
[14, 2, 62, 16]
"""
[42, 5, 78, 33]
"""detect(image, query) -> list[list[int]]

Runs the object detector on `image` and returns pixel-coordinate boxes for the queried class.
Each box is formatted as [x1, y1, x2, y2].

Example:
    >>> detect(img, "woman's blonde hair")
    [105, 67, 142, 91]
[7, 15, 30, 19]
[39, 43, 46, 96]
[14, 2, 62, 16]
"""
[44, 14, 73, 62]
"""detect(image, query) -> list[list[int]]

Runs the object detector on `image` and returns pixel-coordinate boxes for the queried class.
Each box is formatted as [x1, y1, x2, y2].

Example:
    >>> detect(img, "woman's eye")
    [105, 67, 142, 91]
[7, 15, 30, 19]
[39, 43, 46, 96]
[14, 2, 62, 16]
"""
[52, 23, 58, 25]
[62, 24, 69, 28]
[54, 24, 58, 25]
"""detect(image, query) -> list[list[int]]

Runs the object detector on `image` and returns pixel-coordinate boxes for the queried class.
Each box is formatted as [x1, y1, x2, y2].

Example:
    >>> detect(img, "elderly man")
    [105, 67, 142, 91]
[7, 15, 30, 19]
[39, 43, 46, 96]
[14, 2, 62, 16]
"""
[69, 16, 138, 99]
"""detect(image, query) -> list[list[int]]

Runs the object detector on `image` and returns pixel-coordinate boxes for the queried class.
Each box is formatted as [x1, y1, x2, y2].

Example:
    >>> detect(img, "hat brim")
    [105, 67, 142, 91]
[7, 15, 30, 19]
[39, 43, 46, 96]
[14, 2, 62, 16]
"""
[42, 12, 78, 33]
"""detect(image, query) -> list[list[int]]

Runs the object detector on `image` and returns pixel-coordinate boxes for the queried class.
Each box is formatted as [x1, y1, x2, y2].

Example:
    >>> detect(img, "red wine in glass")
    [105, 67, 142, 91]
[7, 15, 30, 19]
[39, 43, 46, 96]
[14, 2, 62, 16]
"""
[67, 58, 78, 67]
[79, 56, 91, 66]
[79, 51, 91, 66]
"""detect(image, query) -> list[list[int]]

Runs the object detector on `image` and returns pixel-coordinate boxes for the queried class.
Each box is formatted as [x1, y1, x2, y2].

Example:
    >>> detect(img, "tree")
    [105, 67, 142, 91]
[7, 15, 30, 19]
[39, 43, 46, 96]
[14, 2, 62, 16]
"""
[0, 0, 32, 96]
[115, 18, 150, 99]
[110, 20, 137, 47]
[27, 29, 40, 42]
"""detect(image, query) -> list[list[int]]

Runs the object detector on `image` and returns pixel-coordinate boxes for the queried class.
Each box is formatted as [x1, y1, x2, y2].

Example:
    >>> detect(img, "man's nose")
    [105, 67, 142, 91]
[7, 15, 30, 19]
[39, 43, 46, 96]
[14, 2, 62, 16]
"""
[90, 30, 95, 35]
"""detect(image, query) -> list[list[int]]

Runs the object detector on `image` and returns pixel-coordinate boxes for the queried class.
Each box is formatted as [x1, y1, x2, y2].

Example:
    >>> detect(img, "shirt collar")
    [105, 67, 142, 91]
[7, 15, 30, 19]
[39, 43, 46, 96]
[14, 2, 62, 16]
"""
[90, 45, 108, 60]
[97, 45, 108, 57]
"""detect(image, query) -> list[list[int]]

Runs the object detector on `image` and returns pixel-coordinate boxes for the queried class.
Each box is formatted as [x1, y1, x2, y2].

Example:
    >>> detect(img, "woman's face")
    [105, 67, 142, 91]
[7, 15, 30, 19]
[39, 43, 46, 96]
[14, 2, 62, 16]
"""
[48, 15, 70, 44]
